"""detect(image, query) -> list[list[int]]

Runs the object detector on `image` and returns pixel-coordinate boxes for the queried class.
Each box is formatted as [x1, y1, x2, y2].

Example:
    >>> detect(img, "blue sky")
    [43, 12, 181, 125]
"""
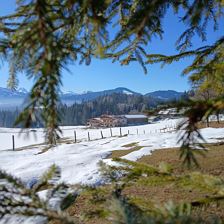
[0, 1, 223, 94]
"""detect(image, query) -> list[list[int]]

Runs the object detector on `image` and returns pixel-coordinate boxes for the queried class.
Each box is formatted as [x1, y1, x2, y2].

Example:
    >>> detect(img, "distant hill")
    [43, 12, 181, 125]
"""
[145, 90, 184, 101]
[0, 92, 159, 127]
[0, 87, 28, 109]
[61, 87, 140, 105]
[0, 87, 184, 109]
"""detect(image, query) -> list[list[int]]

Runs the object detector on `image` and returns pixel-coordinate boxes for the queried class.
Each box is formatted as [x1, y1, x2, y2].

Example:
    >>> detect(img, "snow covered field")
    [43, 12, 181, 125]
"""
[0, 120, 178, 151]
[0, 118, 224, 186]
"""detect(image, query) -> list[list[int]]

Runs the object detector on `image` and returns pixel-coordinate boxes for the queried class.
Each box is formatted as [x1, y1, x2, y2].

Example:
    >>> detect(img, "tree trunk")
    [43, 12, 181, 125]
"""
[206, 117, 209, 127]
[216, 113, 220, 124]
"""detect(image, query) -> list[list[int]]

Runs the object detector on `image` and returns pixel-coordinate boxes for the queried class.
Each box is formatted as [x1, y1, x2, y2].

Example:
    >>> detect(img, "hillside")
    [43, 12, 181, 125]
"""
[0, 92, 178, 127]
[0, 87, 184, 109]
[1, 118, 224, 184]
[146, 90, 184, 101]
[1, 119, 224, 223]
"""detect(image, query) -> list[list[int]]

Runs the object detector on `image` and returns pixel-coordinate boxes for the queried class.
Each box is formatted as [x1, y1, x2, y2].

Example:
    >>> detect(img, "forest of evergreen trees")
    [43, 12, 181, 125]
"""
[0, 93, 162, 128]
[0, 109, 20, 128]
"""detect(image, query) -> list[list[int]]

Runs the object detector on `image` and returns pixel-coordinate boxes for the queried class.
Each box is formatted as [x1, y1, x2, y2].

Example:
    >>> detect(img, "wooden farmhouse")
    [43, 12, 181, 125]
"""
[124, 114, 148, 125]
[87, 114, 148, 128]
[87, 115, 127, 128]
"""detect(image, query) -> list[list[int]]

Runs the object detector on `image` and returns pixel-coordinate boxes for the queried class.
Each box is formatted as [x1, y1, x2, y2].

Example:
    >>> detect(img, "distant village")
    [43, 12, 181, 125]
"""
[87, 108, 185, 128]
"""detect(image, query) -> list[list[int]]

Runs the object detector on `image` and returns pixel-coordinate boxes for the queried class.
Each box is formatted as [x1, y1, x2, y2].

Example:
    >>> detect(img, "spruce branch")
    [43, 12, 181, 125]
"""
[0, 166, 79, 224]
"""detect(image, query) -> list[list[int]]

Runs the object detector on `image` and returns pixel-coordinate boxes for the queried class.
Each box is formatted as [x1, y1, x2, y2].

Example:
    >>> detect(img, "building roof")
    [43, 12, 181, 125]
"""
[91, 118, 101, 121]
[158, 108, 186, 115]
[124, 114, 147, 119]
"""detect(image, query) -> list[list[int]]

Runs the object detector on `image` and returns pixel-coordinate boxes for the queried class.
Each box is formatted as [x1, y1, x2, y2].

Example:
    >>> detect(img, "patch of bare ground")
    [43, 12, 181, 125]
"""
[16, 137, 75, 154]
[197, 121, 224, 129]
[122, 143, 224, 220]
[137, 143, 224, 177]
[50, 186, 113, 224]
[108, 145, 143, 158]
[51, 143, 224, 223]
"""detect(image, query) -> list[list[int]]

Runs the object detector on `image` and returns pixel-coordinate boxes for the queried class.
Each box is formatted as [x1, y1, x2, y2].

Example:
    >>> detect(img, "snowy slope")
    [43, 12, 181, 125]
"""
[0, 119, 224, 186]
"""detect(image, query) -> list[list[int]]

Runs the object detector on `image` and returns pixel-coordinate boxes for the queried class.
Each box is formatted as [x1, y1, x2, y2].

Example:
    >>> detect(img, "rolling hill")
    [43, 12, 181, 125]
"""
[0, 87, 184, 109]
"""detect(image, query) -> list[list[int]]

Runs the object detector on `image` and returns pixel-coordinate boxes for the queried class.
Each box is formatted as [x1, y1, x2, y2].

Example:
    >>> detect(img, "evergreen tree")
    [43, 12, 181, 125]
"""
[0, 1, 223, 163]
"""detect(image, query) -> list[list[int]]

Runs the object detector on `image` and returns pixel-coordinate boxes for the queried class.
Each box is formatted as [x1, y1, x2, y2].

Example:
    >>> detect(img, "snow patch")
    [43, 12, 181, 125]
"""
[1, 119, 224, 185]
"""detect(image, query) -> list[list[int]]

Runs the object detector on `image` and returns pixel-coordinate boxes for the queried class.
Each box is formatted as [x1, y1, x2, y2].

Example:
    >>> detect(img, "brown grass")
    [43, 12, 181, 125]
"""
[122, 143, 224, 220]
[51, 143, 224, 223]
[122, 142, 139, 147]
[108, 145, 143, 159]
[137, 143, 224, 178]
[197, 121, 224, 129]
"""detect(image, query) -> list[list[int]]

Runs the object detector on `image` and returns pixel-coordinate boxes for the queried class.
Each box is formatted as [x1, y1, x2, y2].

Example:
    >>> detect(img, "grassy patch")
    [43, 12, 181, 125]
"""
[52, 143, 224, 223]
[109, 146, 143, 159]
[65, 187, 112, 224]
[57, 137, 75, 144]
[137, 144, 224, 178]
[16, 137, 74, 153]
[197, 121, 224, 129]
[15, 142, 45, 151]
[122, 142, 139, 148]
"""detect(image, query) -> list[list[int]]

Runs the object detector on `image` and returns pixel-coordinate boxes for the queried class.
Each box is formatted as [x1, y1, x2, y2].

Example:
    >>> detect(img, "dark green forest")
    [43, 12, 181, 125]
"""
[0, 93, 163, 127]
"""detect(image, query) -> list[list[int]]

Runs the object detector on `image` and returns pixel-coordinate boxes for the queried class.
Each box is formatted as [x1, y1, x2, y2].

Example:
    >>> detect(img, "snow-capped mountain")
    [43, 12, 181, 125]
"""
[0, 87, 28, 109]
[60, 89, 78, 96]
[17, 88, 29, 94]
[0, 87, 27, 97]
[0, 87, 184, 109]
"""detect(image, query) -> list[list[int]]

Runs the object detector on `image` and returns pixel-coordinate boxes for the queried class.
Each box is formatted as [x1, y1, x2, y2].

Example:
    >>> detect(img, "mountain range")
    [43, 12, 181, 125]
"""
[0, 87, 184, 109]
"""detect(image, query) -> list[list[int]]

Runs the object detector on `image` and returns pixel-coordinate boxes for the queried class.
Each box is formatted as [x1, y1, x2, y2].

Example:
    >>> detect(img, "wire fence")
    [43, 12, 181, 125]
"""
[73, 125, 178, 142]
[5, 114, 224, 151]
[8, 124, 178, 151]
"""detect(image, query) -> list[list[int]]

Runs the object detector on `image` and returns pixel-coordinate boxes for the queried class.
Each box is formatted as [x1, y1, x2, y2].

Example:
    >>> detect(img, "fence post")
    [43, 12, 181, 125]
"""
[12, 135, 15, 151]
[137, 129, 138, 135]
[74, 131, 77, 143]
[88, 132, 90, 141]
[120, 127, 122, 137]
[101, 130, 104, 139]
[110, 128, 113, 137]
[128, 130, 130, 135]
[143, 130, 145, 134]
